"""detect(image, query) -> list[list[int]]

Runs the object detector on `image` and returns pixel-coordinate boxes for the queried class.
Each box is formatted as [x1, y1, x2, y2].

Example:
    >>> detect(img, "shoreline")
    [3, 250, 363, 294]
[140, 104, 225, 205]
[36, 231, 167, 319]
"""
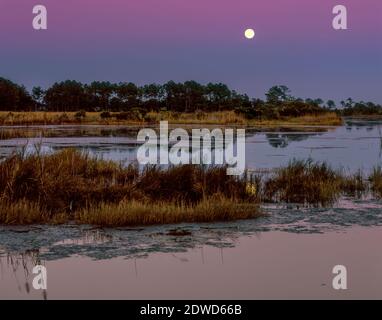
[0, 111, 342, 127]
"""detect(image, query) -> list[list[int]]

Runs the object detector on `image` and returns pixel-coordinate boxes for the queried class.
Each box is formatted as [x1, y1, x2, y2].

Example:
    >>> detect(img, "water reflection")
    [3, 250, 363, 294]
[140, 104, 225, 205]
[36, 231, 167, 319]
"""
[2, 225, 382, 299]
[265, 132, 319, 148]
[0, 250, 47, 300]
[2, 120, 382, 172]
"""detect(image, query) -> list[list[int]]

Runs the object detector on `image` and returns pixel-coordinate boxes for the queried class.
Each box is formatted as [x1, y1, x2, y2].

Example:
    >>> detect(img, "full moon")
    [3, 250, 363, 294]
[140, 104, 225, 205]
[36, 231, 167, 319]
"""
[244, 28, 255, 39]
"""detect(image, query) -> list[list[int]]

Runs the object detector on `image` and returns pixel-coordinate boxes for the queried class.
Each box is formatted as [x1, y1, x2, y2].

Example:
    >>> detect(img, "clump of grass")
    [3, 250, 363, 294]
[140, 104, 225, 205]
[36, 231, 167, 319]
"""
[0, 149, 258, 225]
[369, 166, 382, 198]
[2, 148, 380, 225]
[262, 159, 342, 206]
[340, 170, 367, 198]
[0, 200, 47, 225]
[76, 196, 259, 227]
[135, 164, 251, 204]
[0, 148, 137, 214]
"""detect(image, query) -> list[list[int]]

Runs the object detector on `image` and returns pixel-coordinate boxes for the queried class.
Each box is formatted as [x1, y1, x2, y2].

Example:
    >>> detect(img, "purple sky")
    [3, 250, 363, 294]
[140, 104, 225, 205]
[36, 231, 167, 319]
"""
[1, 0, 381, 102]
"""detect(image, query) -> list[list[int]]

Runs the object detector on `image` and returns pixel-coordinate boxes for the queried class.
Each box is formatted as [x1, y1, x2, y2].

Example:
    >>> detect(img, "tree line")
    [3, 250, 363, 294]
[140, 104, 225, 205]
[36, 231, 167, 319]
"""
[0, 77, 381, 118]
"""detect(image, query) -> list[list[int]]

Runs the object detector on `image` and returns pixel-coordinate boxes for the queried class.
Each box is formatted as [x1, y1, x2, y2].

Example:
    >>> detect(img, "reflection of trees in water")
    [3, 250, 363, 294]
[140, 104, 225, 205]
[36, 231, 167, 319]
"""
[0, 229, 113, 299]
[58, 128, 139, 138]
[345, 120, 382, 128]
[0, 249, 47, 300]
[71, 132, 322, 152]
[0, 127, 141, 139]
[265, 133, 319, 148]
[51, 145, 138, 154]
[345, 122, 382, 158]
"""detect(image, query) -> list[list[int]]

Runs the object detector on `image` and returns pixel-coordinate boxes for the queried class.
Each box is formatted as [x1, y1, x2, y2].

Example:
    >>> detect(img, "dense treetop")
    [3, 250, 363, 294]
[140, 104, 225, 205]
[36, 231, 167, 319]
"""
[0, 77, 381, 118]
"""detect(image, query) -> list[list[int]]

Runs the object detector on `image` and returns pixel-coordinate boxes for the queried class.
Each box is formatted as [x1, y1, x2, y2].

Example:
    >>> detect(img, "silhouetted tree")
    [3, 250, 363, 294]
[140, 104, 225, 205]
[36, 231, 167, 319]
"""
[327, 100, 336, 109]
[44, 80, 88, 111]
[0, 77, 33, 111]
[142, 84, 164, 111]
[87, 81, 115, 111]
[115, 82, 140, 110]
[265, 85, 292, 104]
[1, 77, 380, 118]
[32, 86, 45, 110]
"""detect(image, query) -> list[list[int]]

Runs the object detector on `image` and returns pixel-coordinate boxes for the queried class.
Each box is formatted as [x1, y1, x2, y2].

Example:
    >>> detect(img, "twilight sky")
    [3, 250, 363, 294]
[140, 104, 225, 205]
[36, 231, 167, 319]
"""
[0, 0, 381, 102]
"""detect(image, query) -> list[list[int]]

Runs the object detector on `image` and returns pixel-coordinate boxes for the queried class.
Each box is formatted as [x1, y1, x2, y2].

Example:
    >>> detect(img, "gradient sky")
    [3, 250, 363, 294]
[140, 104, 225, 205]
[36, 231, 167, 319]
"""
[1, 0, 381, 103]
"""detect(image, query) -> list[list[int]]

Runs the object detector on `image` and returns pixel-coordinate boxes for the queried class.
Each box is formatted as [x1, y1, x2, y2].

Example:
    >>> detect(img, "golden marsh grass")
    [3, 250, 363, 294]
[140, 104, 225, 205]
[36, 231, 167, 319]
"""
[0, 149, 259, 225]
[0, 148, 375, 226]
[0, 111, 342, 127]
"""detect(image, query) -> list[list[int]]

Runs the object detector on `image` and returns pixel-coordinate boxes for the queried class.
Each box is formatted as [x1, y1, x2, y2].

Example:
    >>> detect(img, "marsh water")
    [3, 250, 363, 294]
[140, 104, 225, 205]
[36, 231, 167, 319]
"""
[1, 119, 382, 299]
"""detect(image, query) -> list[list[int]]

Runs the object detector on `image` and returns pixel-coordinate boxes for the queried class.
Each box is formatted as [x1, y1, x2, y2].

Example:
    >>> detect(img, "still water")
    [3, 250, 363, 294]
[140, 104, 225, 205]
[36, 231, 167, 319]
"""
[1, 119, 381, 172]
[0, 119, 381, 299]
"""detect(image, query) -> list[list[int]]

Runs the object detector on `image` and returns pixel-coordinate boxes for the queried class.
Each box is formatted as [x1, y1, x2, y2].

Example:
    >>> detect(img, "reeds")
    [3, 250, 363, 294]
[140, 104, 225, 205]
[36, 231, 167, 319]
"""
[145, 110, 247, 125]
[0, 111, 247, 126]
[0, 111, 341, 127]
[340, 169, 367, 198]
[369, 166, 382, 198]
[0, 200, 47, 225]
[258, 160, 372, 206]
[77, 197, 258, 227]
[0, 149, 259, 225]
[246, 112, 342, 126]
[0, 148, 379, 226]
[261, 159, 342, 206]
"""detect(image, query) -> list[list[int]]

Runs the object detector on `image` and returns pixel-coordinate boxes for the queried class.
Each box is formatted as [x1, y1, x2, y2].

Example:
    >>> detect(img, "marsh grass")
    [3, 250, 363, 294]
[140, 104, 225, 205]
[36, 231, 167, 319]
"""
[0, 111, 102, 126]
[145, 110, 247, 125]
[261, 159, 360, 206]
[0, 111, 341, 127]
[340, 170, 368, 198]
[264, 159, 341, 206]
[77, 197, 258, 227]
[369, 166, 382, 198]
[0, 200, 47, 225]
[251, 112, 342, 126]
[0, 149, 259, 225]
[259, 160, 374, 206]
[0, 148, 378, 226]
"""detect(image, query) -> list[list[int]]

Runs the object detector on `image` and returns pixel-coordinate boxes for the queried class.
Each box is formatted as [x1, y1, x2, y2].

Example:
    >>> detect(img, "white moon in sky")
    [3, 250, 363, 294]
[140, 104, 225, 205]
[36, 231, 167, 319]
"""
[244, 28, 255, 39]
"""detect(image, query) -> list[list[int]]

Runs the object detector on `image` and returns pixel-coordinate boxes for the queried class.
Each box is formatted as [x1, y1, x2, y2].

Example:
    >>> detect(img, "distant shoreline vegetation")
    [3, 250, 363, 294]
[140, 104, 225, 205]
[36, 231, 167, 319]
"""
[1, 77, 380, 121]
[0, 111, 341, 128]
